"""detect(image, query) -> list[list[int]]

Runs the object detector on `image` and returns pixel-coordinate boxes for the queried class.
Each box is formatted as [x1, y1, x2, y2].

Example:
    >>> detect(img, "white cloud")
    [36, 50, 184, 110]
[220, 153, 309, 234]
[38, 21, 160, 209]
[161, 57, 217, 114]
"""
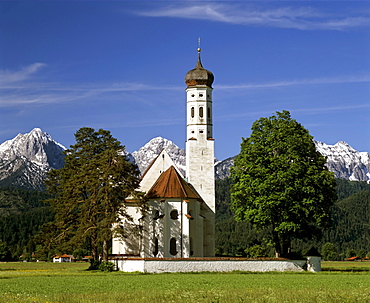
[0, 63, 46, 84]
[216, 75, 370, 90]
[138, 3, 370, 30]
[0, 64, 183, 107]
[1, 62, 368, 109]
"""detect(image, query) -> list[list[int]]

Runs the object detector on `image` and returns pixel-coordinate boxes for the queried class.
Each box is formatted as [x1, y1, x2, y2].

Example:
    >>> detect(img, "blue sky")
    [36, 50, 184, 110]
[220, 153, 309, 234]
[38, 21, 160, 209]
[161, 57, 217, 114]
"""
[0, 1, 369, 160]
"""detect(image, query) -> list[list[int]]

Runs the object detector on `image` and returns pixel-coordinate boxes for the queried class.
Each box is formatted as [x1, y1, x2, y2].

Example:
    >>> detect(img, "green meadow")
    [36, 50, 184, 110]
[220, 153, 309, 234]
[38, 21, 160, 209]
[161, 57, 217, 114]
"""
[0, 261, 370, 302]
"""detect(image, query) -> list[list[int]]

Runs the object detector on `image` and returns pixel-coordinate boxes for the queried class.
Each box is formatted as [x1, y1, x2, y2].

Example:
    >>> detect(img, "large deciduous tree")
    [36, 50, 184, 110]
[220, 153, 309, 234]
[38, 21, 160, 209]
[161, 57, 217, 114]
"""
[44, 127, 143, 261]
[231, 111, 337, 258]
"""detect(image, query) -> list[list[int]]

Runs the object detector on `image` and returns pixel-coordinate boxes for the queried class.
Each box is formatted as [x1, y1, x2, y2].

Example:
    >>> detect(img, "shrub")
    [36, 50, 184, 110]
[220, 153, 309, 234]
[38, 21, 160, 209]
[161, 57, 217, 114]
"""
[321, 242, 337, 261]
[358, 249, 366, 259]
[99, 261, 115, 272]
[88, 259, 101, 270]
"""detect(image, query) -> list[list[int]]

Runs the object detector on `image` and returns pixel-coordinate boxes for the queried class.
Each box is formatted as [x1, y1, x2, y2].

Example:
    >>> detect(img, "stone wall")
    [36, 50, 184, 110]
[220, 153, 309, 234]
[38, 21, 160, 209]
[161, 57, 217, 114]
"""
[113, 259, 307, 273]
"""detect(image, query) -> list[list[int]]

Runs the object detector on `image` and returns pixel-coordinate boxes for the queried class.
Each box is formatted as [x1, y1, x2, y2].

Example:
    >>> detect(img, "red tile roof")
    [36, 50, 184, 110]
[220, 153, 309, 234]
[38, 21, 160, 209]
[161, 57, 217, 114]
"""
[347, 256, 360, 261]
[146, 166, 201, 200]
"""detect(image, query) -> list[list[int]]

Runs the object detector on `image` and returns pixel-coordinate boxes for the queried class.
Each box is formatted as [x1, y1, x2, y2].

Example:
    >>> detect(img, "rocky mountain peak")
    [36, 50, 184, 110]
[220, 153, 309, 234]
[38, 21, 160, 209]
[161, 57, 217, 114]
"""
[132, 137, 186, 175]
[0, 128, 66, 189]
[314, 140, 370, 181]
[0, 128, 65, 170]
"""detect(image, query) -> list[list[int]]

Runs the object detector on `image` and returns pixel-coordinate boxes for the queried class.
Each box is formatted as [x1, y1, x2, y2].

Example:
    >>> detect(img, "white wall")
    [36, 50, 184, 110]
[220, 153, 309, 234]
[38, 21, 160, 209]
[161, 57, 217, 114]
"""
[115, 259, 307, 273]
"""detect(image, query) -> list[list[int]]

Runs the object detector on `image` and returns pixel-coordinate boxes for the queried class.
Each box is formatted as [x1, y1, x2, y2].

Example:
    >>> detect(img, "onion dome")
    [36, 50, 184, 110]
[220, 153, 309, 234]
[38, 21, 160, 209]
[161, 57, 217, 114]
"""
[185, 48, 214, 88]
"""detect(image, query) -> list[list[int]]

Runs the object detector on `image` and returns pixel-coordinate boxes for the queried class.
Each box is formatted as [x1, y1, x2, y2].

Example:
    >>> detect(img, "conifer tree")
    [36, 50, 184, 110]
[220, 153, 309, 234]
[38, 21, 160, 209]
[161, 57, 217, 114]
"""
[44, 127, 143, 261]
[231, 111, 337, 258]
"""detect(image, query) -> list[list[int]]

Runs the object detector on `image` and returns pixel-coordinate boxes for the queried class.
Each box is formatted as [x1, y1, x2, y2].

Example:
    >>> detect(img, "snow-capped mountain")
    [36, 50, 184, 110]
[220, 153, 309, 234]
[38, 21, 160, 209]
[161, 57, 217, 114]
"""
[0, 128, 369, 190]
[314, 140, 370, 181]
[132, 137, 186, 176]
[0, 128, 65, 189]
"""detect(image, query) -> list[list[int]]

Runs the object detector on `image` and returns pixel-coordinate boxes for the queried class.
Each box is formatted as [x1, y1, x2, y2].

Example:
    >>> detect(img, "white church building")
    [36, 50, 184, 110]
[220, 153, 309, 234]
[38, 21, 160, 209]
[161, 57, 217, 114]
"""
[112, 48, 216, 258]
[110, 49, 315, 273]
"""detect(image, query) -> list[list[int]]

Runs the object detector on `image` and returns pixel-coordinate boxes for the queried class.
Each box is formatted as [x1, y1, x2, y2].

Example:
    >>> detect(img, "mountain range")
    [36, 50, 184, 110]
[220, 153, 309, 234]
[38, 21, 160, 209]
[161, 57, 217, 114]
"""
[0, 128, 369, 190]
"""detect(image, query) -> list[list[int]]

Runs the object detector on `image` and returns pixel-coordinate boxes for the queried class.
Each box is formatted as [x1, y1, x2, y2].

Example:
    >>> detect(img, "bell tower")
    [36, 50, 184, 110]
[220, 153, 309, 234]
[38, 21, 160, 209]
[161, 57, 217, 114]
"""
[185, 45, 215, 256]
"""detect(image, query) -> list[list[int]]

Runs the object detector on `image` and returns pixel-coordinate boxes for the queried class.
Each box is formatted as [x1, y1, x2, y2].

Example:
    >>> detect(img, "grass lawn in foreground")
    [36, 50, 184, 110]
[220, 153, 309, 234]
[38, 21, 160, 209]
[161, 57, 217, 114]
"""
[0, 261, 369, 302]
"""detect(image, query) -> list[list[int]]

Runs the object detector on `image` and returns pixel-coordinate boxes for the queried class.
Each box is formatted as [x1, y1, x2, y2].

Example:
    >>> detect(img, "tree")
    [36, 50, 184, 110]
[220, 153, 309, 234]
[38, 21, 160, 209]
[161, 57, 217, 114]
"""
[0, 239, 11, 261]
[231, 111, 337, 258]
[321, 242, 337, 261]
[346, 249, 356, 258]
[44, 127, 143, 261]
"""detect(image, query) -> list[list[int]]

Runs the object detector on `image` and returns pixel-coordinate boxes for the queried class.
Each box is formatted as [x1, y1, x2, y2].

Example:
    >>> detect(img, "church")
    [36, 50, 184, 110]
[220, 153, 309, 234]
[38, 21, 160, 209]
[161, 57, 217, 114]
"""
[112, 48, 216, 258]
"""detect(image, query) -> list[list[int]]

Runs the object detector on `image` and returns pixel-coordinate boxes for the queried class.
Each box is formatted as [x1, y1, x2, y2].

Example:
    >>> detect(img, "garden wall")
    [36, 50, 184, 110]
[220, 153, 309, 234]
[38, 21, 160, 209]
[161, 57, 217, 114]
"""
[111, 258, 307, 273]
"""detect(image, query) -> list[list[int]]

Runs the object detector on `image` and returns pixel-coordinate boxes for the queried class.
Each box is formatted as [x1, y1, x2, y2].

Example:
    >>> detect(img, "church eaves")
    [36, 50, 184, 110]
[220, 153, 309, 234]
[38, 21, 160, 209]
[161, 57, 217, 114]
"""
[146, 166, 201, 200]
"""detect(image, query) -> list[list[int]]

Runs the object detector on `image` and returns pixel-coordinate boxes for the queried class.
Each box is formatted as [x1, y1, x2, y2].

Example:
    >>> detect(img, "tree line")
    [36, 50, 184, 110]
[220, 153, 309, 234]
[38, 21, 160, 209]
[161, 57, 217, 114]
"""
[1, 176, 369, 261]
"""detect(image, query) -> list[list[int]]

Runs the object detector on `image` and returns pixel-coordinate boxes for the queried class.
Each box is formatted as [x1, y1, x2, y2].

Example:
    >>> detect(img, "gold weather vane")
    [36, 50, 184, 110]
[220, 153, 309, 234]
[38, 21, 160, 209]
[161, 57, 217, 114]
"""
[197, 37, 201, 53]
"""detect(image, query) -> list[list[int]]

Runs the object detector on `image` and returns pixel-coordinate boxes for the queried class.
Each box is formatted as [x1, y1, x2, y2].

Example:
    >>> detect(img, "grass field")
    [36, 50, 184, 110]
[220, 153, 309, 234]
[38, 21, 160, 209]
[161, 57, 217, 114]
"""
[0, 261, 369, 302]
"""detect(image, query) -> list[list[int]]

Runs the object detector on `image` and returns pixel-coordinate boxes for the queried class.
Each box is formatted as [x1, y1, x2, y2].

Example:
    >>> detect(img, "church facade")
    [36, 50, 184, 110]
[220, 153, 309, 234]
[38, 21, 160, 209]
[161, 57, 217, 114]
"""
[112, 48, 215, 258]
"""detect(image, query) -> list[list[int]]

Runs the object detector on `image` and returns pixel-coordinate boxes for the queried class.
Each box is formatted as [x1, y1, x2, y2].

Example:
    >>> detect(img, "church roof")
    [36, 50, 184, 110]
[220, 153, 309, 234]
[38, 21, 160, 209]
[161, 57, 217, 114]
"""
[185, 48, 214, 88]
[146, 166, 201, 200]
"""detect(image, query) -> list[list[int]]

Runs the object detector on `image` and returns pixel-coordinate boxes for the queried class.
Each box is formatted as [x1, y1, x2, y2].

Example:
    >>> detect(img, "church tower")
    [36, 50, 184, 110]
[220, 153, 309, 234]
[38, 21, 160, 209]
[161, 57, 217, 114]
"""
[185, 47, 215, 256]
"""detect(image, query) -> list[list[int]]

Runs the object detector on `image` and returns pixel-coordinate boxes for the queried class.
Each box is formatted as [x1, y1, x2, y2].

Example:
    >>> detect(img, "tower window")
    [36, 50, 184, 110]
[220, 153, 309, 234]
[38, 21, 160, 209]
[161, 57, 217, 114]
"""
[170, 209, 179, 220]
[191, 107, 194, 118]
[199, 107, 204, 118]
[199, 130, 204, 133]
[199, 93, 203, 97]
[170, 238, 177, 256]
[207, 107, 211, 119]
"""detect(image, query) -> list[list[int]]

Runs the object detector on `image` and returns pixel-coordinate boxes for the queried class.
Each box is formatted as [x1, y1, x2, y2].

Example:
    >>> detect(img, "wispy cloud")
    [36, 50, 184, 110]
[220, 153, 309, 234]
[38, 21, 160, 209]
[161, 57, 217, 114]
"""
[0, 63, 46, 84]
[137, 3, 370, 30]
[1, 63, 369, 108]
[0, 64, 182, 106]
[216, 75, 370, 90]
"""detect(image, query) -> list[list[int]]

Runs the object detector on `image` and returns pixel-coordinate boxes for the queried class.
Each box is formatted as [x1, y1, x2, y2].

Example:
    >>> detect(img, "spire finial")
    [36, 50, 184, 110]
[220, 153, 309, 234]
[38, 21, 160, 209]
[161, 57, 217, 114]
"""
[196, 37, 203, 68]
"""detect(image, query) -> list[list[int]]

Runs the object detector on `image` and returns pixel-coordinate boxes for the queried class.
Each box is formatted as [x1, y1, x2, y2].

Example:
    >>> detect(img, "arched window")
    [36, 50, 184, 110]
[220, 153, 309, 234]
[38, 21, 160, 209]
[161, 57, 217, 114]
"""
[170, 209, 179, 220]
[153, 238, 158, 257]
[170, 238, 177, 255]
[191, 107, 194, 118]
[199, 107, 204, 118]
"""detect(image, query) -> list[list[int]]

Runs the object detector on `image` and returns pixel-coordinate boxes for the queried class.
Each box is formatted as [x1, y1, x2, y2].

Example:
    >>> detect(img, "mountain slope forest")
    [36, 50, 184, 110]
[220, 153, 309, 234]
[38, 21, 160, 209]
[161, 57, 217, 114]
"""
[0, 188, 52, 260]
[0, 179, 370, 261]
